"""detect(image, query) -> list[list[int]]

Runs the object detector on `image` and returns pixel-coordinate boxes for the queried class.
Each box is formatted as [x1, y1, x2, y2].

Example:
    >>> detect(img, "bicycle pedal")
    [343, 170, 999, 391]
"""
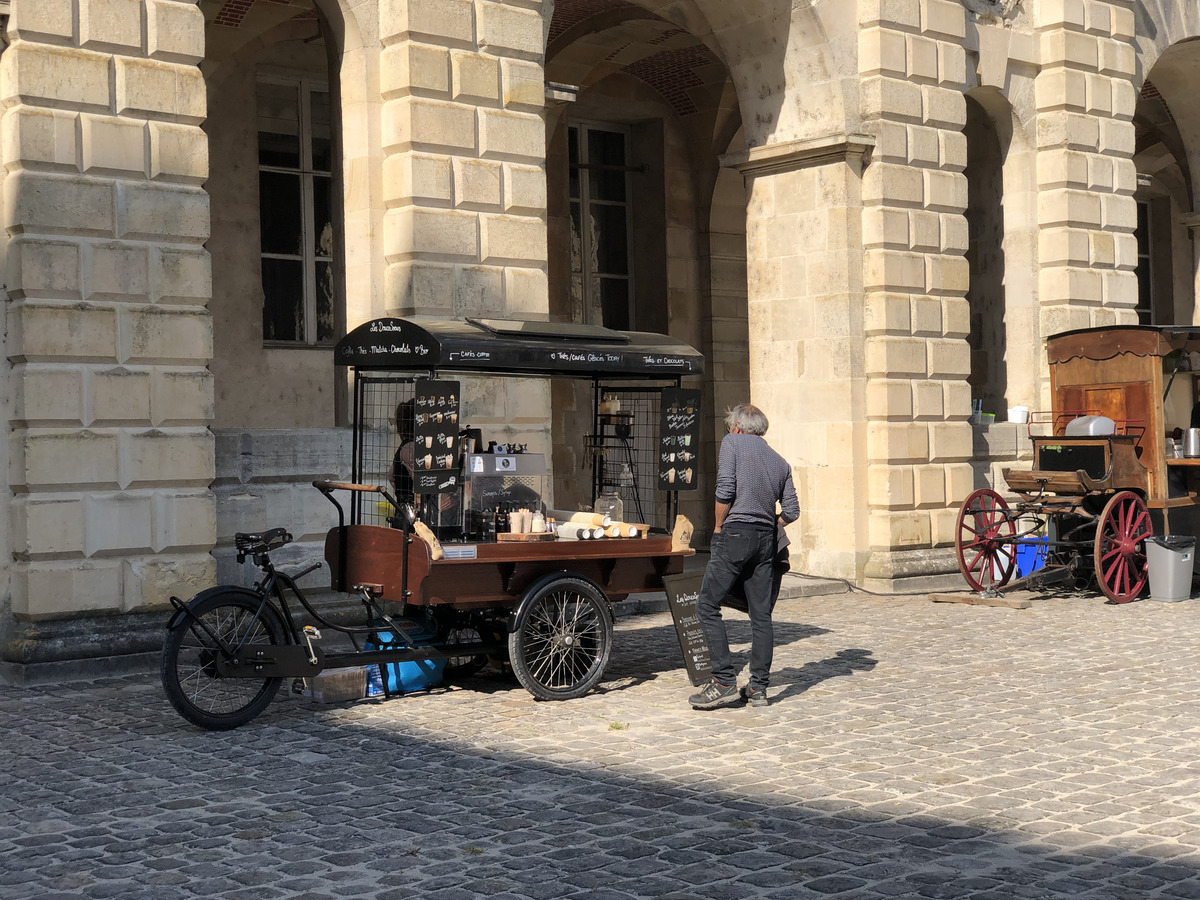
[303, 625, 322, 639]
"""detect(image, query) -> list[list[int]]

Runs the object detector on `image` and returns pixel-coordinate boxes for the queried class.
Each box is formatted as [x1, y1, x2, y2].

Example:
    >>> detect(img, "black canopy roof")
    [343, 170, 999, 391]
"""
[334, 316, 705, 378]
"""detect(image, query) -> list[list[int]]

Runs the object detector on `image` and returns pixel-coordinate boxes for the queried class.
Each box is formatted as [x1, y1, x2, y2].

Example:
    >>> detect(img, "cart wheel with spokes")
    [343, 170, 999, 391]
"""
[508, 576, 613, 700]
[1094, 490, 1151, 604]
[161, 591, 286, 730]
[955, 488, 1018, 591]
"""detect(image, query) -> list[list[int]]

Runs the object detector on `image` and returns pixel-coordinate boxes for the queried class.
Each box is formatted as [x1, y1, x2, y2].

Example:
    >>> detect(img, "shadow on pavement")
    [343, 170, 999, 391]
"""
[768, 648, 879, 705]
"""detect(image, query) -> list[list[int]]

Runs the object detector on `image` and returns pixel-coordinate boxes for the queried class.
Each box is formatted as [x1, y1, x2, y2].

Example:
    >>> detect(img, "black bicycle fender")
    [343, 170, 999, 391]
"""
[507, 571, 611, 634]
[166, 586, 265, 631]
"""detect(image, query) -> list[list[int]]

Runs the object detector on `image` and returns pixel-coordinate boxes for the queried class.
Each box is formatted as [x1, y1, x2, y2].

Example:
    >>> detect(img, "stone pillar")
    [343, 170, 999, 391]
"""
[1, 0, 214, 650]
[726, 137, 874, 580]
[858, 0, 975, 585]
[379, 0, 549, 320]
[1033, 0, 1139, 354]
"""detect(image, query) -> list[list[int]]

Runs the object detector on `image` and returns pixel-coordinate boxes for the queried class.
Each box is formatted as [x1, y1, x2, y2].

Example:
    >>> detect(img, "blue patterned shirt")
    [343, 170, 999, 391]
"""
[715, 433, 799, 531]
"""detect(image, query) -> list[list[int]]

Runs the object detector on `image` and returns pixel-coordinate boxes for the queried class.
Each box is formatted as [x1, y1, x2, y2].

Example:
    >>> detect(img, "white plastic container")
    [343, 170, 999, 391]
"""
[1007, 406, 1029, 424]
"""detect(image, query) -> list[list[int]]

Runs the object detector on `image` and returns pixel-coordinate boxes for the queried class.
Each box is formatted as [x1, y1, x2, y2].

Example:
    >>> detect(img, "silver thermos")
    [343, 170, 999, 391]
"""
[1186, 428, 1200, 458]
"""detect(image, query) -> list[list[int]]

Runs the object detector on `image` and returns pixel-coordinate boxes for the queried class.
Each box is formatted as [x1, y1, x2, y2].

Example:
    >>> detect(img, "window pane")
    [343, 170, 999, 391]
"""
[313, 175, 333, 257]
[259, 171, 303, 255]
[569, 201, 582, 274]
[311, 90, 332, 172]
[599, 277, 630, 331]
[568, 127, 580, 199]
[590, 204, 629, 275]
[588, 129, 627, 202]
[1136, 202, 1149, 255]
[315, 260, 336, 342]
[257, 82, 300, 168]
[262, 258, 305, 341]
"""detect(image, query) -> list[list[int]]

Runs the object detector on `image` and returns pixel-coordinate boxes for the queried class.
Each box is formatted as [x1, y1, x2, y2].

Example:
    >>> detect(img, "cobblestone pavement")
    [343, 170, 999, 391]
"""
[6, 590, 1200, 899]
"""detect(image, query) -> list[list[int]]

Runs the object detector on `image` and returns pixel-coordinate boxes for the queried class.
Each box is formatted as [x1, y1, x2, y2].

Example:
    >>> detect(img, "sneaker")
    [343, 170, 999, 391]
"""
[740, 685, 768, 708]
[689, 678, 738, 709]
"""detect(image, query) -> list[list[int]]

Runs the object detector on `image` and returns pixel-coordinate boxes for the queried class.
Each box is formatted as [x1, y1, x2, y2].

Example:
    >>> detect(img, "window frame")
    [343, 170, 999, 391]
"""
[257, 72, 335, 348]
[568, 120, 637, 331]
[1134, 198, 1154, 326]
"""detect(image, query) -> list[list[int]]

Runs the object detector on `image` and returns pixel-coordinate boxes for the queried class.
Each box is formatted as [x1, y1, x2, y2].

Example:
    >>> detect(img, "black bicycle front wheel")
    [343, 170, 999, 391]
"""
[161, 591, 286, 730]
[508, 577, 612, 700]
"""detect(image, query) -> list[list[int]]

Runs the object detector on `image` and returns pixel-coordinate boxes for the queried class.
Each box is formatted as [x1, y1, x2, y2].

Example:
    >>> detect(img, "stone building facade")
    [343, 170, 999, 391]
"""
[1, 0, 1198, 677]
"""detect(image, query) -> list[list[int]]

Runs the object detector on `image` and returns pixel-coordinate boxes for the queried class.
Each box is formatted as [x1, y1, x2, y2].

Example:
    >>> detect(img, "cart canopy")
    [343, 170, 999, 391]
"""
[1048, 325, 1200, 365]
[334, 316, 705, 378]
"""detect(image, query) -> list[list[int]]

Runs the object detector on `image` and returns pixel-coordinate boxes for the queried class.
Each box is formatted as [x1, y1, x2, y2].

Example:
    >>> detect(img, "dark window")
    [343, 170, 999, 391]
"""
[568, 123, 634, 329]
[258, 78, 336, 345]
[1134, 200, 1152, 325]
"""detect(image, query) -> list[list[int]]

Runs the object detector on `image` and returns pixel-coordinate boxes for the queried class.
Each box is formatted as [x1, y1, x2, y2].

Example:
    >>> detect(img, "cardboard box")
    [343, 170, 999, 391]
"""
[303, 667, 367, 703]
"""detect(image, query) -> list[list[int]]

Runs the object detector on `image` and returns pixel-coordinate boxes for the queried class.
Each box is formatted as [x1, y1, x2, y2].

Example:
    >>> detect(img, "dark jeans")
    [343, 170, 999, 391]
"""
[696, 525, 780, 690]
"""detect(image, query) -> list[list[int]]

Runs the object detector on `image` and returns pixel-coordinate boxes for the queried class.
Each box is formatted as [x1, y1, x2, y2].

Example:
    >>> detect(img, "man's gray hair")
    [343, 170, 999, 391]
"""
[725, 404, 769, 436]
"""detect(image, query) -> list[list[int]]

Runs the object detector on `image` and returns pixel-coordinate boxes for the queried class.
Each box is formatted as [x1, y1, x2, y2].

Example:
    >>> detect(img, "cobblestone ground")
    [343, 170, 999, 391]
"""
[5, 591, 1200, 899]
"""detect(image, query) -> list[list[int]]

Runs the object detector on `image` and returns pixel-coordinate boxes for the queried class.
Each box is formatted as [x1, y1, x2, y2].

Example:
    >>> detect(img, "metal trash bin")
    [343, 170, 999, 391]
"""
[1145, 536, 1195, 602]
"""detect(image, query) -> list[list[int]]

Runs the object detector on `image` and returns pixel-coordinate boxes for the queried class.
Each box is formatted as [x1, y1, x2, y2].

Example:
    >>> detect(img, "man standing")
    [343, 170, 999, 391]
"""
[689, 404, 799, 709]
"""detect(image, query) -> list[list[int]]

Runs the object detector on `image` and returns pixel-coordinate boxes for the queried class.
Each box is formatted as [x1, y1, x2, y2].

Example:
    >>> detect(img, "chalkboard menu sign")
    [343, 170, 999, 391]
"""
[663, 571, 711, 686]
[659, 388, 701, 491]
[413, 379, 460, 494]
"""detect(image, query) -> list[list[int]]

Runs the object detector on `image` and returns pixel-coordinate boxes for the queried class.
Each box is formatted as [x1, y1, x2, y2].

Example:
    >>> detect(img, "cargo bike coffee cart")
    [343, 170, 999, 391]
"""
[956, 325, 1200, 604]
[161, 316, 704, 729]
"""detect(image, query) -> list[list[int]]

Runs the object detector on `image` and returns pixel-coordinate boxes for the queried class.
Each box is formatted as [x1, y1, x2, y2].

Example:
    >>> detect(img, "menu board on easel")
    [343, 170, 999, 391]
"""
[662, 571, 711, 686]
[413, 379, 460, 494]
[659, 388, 701, 491]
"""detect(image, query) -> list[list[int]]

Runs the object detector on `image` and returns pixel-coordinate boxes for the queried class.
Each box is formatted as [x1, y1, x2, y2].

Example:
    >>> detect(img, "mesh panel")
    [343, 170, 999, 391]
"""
[591, 385, 669, 530]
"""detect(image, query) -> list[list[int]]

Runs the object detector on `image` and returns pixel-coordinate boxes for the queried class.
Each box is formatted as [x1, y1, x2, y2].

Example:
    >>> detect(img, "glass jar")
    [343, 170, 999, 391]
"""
[594, 490, 623, 523]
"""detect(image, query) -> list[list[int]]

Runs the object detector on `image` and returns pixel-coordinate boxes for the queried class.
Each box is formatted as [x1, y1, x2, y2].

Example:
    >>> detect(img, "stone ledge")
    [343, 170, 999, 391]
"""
[721, 133, 877, 177]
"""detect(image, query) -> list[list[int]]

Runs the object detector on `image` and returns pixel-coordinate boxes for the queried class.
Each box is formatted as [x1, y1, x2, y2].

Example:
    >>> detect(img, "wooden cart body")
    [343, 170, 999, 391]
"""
[959, 325, 1200, 602]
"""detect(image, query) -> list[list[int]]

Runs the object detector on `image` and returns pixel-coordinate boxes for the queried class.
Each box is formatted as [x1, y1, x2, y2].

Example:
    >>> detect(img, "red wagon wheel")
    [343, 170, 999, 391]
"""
[1093, 490, 1151, 603]
[955, 488, 1018, 591]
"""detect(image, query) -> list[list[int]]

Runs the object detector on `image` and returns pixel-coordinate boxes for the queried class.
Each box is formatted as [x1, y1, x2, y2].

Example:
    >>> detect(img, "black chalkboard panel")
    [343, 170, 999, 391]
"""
[663, 571, 711, 686]
[413, 379, 460, 494]
[659, 387, 701, 491]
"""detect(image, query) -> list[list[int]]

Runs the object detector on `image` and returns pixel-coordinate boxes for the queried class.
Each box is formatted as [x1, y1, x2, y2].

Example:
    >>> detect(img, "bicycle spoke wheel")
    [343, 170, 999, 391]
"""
[161, 591, 285, 730]
[1094, 491, 1151, 603]
[509, 577, 612, 700]
[955, 488, 1017, 591]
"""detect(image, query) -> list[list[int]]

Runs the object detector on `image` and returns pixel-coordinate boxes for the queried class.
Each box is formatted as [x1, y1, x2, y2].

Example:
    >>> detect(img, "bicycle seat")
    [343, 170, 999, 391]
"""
[235, 527, 292, 558]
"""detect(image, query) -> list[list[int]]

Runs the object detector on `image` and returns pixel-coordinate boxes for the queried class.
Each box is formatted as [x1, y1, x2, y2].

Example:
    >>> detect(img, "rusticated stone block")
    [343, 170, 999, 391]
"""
[454, 264, 503, 316]
[8, 238, 82, 300]
[13, 559, 124, 618]
[81, 114, 146, 176]
[453, 157, 502, 209]
[120, 427, 214, 488]
[477, 1, 544, 58]
[380, 0, 475, 45]
[4, 107, 78, 171]
[1, 44, 111, 111]
[381, 42, 451, 98]
[153, 246, 211, 304]
[385, 207, 478, 261]
[384, 260, 455, 314]
[81, 0, 143, 52]
[115, 58, 206, 122]
[10, 301, 118, 362]
[383, 97, 476, 153]
[869, 509, 931, 549]
[116, 181, 209, 242]
[9, 171, 115, 237]
[147, 0, 205, 63]
[122, 552, 215, 611]
[85, 242, 150, 302]
[12, 428, 121, 489]
[478, 108, 544, 161]
[859, 27, 907, 78]
[152, 490, 217, 553]
[503, 267, 548, 317]
[384, 152, 453, 206]
[84, 491, 154, 556]
[10, 0, 74, 43]
[118, 306, 212, 365]
[149, 122, 208, 182]
[13, 494, 86, 558]
[452, 51, 500, 103]
[13, 364, 85, 424]
[151, 369, 214, 426]
[501, 59, 544, 111]
[503, 163, 546, 214]
[89, 367, 152, 425]
[480, 213, 546, 264]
